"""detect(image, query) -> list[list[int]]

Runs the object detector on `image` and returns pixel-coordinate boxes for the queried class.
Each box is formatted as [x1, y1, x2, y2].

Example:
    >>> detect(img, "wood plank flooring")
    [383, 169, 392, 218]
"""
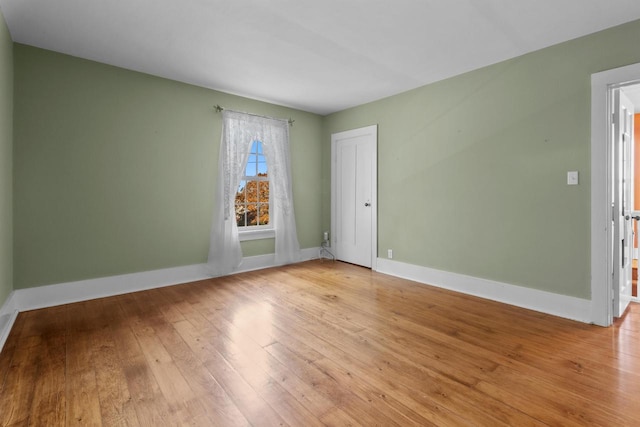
[1, 260, 640, 426]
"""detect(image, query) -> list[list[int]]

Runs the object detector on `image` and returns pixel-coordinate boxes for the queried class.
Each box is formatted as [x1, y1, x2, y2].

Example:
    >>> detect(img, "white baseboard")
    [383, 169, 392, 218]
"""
[0, 247, 319, 352]
[0, 291, 19, 353]
[376, 258, 592, 324]
[14, 263, 213, 313]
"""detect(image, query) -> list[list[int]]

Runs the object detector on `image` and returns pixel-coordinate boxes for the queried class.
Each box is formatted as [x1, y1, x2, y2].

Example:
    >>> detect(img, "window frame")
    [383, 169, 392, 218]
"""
[236, 140, 274, 241]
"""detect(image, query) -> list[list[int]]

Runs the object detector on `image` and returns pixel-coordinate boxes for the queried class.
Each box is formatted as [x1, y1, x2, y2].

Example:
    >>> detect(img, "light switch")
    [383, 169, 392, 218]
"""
[567, 171, 579, 185]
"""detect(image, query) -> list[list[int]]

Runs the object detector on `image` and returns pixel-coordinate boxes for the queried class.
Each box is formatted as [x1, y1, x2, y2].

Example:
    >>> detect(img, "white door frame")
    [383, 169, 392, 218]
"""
[331, 125, 378, 270]
[591, 62, 640, 326]
[612, 90, 635, 317]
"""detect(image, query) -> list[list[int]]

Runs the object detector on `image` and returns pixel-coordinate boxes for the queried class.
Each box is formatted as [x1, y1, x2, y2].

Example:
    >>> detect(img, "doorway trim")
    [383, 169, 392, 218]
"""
[331, 125, 378, 270]
[591, 62, 640, 326]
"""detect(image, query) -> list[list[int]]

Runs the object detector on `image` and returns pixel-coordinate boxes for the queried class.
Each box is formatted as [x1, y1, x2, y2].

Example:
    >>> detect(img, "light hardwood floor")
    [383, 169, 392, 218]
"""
[1, 260, 639, 426]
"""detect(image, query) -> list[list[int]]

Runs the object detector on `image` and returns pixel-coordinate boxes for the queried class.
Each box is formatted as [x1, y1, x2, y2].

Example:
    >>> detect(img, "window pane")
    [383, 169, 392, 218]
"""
[258, 181, 269, 203]
[235, 204, 246, 227]
[258, 161, 267, 175]
[245, 160, 256, 177]
[245, 179, 257, 203]
[258, 203, 269, 225]
[256, 141, 263, 154]
[235, 181, 245, 204]
[246, 203, 257, 225]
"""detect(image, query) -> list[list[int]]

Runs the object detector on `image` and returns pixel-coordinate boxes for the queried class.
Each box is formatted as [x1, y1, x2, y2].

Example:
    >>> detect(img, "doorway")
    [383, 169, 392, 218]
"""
[331, 125, 378, 269]
[629, 87, 640, 301]
[612, 87, 636, 317]
[591, 63, 640, 326]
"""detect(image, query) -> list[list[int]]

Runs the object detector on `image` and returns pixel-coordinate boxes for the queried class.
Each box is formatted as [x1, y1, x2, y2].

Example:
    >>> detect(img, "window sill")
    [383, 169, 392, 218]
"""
[238, 228, 275, 241]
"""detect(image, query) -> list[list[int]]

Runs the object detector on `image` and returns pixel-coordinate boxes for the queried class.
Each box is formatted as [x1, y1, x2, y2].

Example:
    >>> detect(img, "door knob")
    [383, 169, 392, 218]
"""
[364, 202, 371, 207]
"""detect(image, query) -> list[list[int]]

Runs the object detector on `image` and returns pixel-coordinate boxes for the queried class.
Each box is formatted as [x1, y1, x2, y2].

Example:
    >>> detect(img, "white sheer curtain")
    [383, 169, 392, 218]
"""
[207, 110, 301, 276]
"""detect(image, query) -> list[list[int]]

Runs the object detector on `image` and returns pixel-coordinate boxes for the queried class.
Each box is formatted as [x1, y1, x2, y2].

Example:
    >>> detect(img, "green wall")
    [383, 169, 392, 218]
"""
[0, 8, 12, 306]
[323, 19, 640, 300]
[10, 18, 640, 300]
[13, 44, 323, 289]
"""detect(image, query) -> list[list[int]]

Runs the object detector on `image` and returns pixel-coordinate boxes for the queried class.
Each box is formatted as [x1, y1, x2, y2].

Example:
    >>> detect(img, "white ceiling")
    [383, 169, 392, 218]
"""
[2, 0, 640, 115]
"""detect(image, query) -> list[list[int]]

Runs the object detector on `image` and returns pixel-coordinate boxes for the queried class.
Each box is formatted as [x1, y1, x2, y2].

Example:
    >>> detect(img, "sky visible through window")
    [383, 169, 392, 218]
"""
[246, 140, 267, 176]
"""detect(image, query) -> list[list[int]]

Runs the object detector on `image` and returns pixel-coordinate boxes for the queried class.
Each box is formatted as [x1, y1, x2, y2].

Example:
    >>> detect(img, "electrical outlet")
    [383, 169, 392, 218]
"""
[388, 249, 393, 259]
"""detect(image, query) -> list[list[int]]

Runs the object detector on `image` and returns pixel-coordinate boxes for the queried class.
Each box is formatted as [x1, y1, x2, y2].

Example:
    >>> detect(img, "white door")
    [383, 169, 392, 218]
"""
[331, 125, 377, 268]
[613, 89, 635, 317]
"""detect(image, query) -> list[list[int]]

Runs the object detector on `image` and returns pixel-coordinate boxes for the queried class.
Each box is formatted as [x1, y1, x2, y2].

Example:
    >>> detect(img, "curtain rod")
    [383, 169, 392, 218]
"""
[214, 105, 295, 126]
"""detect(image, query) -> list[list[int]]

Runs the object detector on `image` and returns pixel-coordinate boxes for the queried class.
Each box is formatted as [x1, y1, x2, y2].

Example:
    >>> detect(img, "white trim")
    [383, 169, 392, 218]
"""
[14, 247, 319, 312]
[14, 264, 212, 313]
[591, 62, 640, 327]
[331, 125, 378, 271]
[0, 291, 19, 352]
[377, 258, 592, 324]
[238, 227, 275, 241]
[0, 247, 319, 352]
[0, 290, 18, 318]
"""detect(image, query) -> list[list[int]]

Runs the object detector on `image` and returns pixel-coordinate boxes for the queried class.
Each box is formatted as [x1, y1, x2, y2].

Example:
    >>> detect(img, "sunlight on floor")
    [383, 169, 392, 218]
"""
[229, 302, 275, 383]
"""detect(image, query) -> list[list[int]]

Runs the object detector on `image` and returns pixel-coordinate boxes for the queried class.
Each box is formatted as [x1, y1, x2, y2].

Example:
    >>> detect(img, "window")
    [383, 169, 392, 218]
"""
[208, 110, 300, 275]
[235, 141, 272, 238]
